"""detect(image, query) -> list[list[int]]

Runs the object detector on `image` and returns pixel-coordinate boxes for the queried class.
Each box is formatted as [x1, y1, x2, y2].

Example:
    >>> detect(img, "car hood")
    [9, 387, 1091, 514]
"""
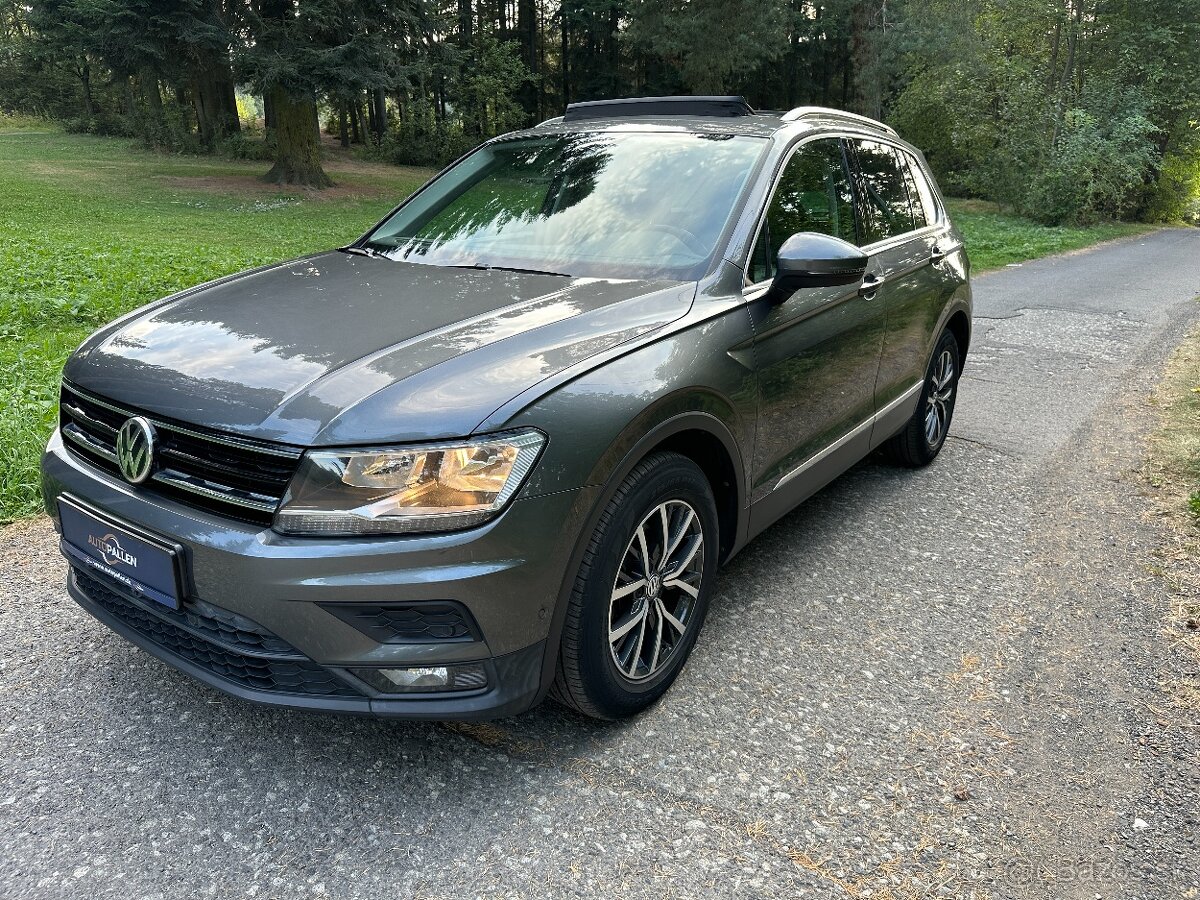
[65, 251, 695, 445]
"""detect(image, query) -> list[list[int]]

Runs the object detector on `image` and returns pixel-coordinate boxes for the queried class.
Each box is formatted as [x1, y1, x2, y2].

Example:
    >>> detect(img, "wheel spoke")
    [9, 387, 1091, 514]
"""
[611, 578, 647, 602]
[657, 597, 687, 635]
[609, 605, 646, 644]
[626, 614, 647, 676]
[647, 603, 665, 673]
[664, 576, 699, 598]
[635, 524, 652, 578]
[663, 508, 695, 562]
[668, 533, 703, 575]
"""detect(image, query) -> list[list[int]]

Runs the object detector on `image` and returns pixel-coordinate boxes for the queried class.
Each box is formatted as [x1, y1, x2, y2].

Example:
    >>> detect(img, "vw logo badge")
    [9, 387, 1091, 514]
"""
[116, 417, 156, 484]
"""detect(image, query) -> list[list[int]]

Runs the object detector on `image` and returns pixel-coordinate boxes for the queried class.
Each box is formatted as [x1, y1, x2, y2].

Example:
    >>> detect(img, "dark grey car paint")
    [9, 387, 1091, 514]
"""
[66, 254, 694, 445]
[42, 112, 972, 719]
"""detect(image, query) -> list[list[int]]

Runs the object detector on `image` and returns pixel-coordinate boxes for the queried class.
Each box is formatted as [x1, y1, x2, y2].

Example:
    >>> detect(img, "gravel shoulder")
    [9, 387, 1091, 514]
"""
[1, 229, 1198, 899]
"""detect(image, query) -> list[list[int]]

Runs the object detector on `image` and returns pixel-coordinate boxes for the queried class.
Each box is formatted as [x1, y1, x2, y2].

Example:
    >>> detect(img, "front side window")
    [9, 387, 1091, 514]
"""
[748, 138, 857, 283]
[853, 140, 918, 244]
[363, 132, 766, 281]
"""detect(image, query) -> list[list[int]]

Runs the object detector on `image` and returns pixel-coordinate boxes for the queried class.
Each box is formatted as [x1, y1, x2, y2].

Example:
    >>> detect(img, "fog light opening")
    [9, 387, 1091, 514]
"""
[354, 662, 488, 694]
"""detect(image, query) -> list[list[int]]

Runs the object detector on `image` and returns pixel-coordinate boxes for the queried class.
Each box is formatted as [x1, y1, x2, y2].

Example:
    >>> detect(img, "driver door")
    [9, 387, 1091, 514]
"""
[745, 137, 887, 521]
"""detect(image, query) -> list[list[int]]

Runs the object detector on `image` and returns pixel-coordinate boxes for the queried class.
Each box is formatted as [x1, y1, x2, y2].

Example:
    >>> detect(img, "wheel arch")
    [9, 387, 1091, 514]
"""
[532, 406, 750, 705]
[946, 308, 971, 359]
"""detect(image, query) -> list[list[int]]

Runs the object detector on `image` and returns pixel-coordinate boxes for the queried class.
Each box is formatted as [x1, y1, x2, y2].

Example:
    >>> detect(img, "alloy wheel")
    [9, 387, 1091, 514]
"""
[608, 500, 705, 682]
[924, 348, 956, 447]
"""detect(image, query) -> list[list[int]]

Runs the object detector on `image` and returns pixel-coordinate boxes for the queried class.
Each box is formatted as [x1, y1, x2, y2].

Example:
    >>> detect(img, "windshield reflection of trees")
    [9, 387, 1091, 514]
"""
[401, 134, 614, 260]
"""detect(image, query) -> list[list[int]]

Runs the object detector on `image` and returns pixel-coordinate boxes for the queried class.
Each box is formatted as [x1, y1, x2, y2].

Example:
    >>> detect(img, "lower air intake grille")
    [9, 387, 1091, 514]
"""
[73, 569, 360, 697]
[321, 602, 481, 644]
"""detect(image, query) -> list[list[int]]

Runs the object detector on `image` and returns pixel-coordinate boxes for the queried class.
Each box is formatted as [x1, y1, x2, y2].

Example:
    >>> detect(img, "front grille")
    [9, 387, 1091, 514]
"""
[59, 382, 302, 526]
[73, 569, 361, 697]
[321, 602, 481, 644]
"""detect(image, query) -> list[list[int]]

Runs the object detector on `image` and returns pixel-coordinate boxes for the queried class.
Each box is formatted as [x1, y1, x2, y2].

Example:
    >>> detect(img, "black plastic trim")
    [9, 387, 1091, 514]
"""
[68, 573, 548, 720]
[563, 95, 755, 122]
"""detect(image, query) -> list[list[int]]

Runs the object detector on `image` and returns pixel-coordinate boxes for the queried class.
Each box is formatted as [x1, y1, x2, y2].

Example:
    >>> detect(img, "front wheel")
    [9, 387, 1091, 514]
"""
[883, 329, 961, 467]
[550, 452, 719, 720]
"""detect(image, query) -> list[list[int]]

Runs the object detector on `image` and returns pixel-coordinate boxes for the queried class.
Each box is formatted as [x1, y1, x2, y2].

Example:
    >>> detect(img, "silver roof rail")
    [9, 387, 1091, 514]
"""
[781, 106, 897, 136]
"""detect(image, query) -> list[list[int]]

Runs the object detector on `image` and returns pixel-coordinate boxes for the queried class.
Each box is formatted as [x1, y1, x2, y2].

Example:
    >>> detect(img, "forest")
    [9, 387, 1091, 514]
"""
[1, 0, 1198, 225]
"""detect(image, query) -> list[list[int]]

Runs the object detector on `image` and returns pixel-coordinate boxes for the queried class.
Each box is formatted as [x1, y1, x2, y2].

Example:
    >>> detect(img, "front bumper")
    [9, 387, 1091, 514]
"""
[42, 429, 595, 719]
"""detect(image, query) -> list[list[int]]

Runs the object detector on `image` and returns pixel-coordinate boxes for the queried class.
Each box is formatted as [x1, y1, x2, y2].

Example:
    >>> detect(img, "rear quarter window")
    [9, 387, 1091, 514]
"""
[903, 152, 941, 226]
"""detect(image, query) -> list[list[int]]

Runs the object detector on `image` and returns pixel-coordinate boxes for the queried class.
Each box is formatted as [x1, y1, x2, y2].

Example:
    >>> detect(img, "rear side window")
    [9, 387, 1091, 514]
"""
[748, 138, 857, 283]
[852, 140, 917, 244]
[899, 157, 929, 229]
[903, 152, 940, 225]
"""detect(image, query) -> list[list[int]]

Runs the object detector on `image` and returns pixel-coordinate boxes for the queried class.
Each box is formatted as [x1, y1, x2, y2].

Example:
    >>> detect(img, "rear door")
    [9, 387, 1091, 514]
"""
[847, 140, 961, 426]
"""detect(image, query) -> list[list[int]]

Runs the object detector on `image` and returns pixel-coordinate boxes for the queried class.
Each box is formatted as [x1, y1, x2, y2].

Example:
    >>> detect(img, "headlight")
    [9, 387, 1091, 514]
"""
[274, 430, 545, 535]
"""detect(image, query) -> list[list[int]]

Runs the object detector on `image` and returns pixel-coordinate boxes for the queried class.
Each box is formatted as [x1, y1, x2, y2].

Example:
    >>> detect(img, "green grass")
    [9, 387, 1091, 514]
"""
[946, 198, 1155, 271]
[0, 127, 1169, 522]
[0, 125, 431, 521]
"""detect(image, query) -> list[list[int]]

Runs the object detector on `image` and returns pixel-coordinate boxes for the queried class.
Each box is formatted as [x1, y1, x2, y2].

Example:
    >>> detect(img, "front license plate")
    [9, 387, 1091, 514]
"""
[58, 496, 185, 610]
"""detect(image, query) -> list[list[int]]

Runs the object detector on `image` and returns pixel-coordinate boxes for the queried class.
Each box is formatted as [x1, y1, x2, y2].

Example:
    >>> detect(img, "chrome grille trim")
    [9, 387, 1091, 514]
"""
[58, 381, 302, 524]
[62, 382, 302, 460]
[62, 422, 119, 463]
[61, 402, 117, 436]
[152, 468, 279, 513]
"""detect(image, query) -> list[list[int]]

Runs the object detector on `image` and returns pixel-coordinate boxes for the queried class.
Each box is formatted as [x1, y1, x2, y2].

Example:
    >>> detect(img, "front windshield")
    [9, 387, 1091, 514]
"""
[362, 132, 766, 280]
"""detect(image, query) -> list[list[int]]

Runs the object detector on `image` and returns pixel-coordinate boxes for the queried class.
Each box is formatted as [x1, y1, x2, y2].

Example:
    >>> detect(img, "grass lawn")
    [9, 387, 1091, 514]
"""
[0, 124, 432, 522]
[0, 123, 1167, 522]
[945, 198, 1155, 271]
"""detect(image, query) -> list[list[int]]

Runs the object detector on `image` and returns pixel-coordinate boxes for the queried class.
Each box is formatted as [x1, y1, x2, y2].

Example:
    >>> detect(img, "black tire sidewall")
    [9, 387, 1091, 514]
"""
[573, 454, 719, 717]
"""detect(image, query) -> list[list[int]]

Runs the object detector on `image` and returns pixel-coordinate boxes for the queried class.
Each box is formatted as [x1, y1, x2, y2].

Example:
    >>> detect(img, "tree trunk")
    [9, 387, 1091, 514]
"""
[339, 103, 349, 148]
[561, 5, 570, 104]
[123, 77, 137, 119]
[372, 87, 387, 140]
[262, 86, 332, 188]
[517, 0, 538, 119]
[79, 62, 94, 118]
[458, 0, 472, 44]
[1051, 0, 1081, 145]
[191, 55, 240, 148]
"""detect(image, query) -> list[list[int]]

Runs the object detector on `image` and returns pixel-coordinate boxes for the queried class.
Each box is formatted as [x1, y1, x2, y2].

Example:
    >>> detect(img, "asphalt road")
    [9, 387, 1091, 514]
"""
[3, 229, 1199, 899]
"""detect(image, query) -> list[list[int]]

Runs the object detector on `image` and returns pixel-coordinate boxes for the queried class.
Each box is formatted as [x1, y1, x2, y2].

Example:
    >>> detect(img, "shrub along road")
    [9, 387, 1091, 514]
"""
[1, 229, 1198, 899]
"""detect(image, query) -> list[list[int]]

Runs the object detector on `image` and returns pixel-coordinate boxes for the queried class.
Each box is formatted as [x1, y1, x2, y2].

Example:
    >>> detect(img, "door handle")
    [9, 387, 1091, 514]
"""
[931, 244, 949, 264]
[858, 274, 883, 298]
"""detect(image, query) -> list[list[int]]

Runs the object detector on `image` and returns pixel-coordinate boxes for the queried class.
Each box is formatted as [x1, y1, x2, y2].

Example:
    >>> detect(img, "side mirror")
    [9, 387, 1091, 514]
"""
[770, 232, 869, 302]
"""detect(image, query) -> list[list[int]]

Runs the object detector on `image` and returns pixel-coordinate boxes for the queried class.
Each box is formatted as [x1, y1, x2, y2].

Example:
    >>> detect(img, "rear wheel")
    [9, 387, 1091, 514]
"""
[551, 452, 718, 720]
[883, 328, 961, 467]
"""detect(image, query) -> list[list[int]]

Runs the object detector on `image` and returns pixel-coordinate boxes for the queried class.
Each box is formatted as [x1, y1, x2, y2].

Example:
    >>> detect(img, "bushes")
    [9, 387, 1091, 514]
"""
[218, 132, 275, 162]
[894, 63, 1163, 226]
[1142, 137, 1200, 224]
[1025, 107, 1157, 225]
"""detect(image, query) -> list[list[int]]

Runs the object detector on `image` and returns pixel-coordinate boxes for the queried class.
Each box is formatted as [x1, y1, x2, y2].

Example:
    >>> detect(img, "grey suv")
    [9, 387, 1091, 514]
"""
[41, 96, 971, 720]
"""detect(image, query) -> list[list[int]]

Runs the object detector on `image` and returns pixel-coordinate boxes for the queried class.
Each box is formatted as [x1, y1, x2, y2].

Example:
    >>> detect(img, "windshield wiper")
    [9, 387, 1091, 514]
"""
[340, 245, 386, 259]
[447, 263, 572, 278]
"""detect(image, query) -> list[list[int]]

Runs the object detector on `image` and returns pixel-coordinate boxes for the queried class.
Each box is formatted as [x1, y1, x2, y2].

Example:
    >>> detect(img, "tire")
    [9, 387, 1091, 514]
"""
[550, 451, 719, 720]
[883, 328, 961, 467]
